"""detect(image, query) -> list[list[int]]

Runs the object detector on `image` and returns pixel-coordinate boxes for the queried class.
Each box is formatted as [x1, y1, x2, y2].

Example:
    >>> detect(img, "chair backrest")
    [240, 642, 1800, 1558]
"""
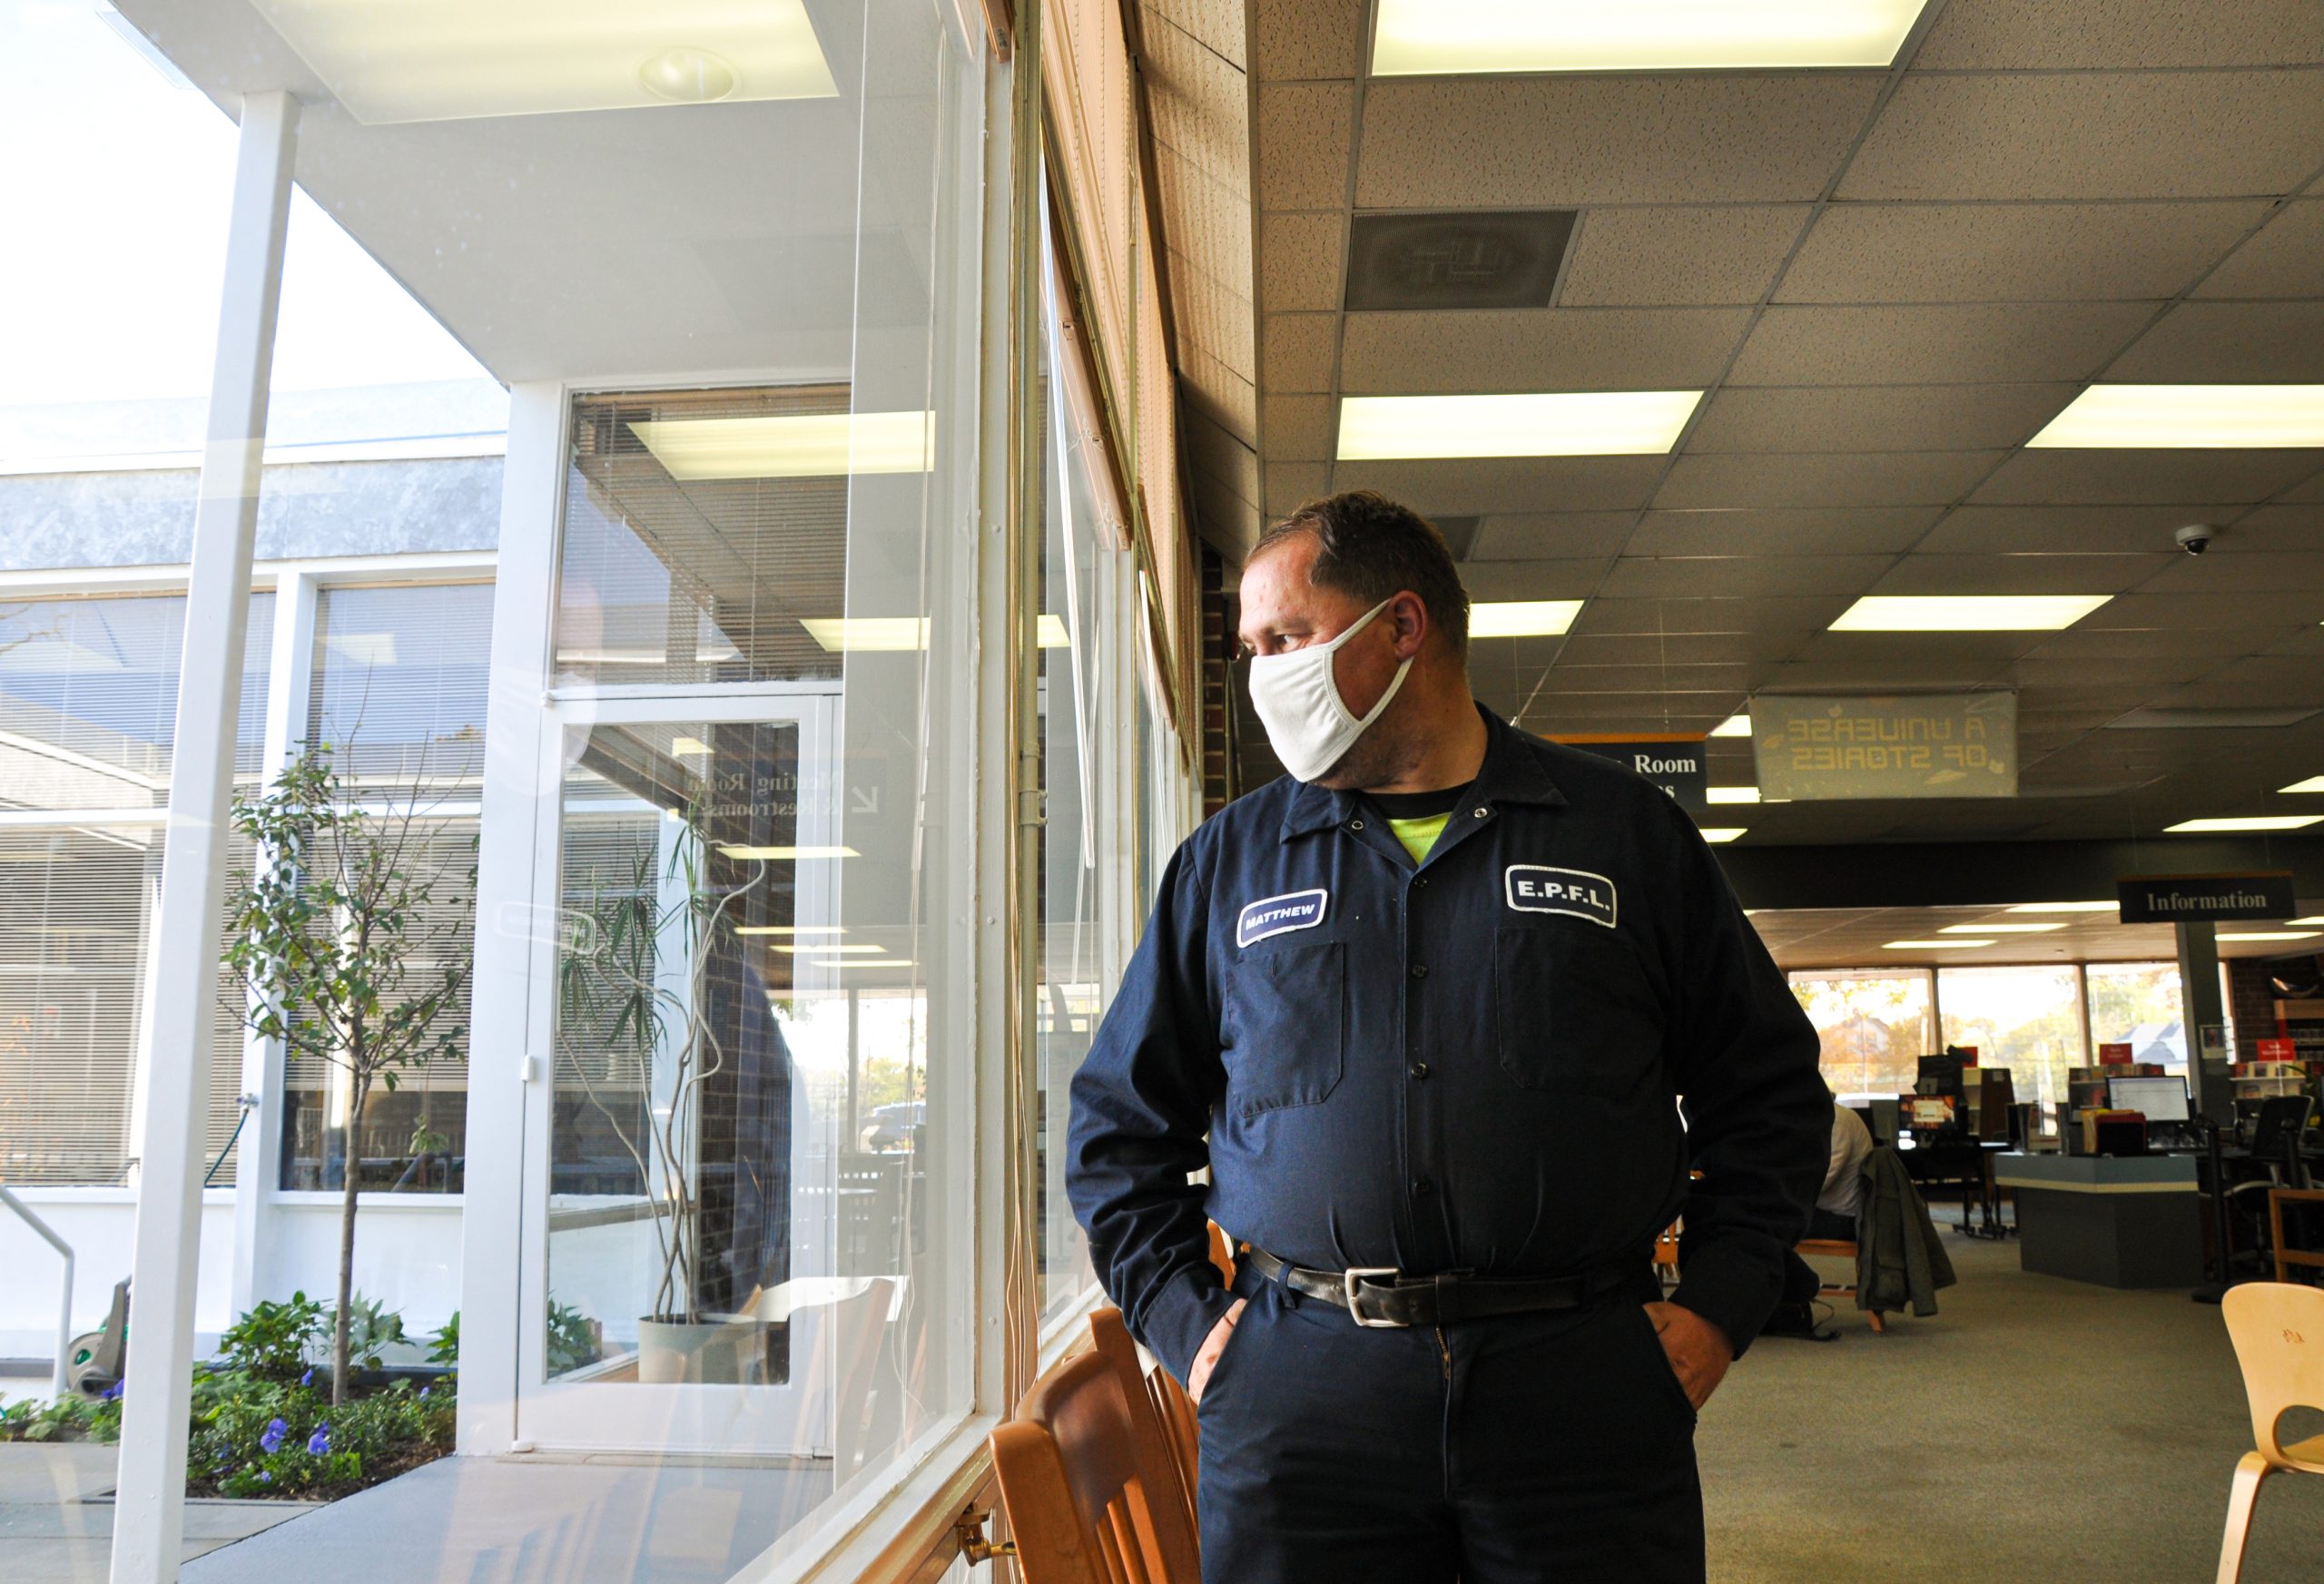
[1088, 1310, 1202, 1554]
[992, 1348, 1200, 1584]
[2221, 1282, 2324, 1473]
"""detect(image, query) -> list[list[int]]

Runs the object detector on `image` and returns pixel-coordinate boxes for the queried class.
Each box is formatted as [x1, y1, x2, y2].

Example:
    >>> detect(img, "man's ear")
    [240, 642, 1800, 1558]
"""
[1390, 590, 1430, 660]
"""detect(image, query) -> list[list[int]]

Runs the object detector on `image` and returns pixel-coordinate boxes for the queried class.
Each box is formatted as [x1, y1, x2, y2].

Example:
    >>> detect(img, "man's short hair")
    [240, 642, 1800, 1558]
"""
[1253, 490, 1472, 656]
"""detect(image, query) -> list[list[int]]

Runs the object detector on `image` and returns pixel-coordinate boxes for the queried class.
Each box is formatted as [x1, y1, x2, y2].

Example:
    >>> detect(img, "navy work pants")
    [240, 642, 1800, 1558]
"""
[1195, 1254, 1704, 1584]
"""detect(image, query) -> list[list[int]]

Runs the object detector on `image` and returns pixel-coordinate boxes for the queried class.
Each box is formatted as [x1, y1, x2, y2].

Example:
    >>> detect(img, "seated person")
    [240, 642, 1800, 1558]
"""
[1762, 1098, 1873, 1336]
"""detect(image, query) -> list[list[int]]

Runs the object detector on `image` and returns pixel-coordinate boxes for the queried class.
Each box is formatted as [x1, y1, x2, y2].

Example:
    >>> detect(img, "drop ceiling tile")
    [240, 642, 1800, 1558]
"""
[1838, 73, 2324, 201]
[1570, 595, 1856, 635]
[1627, 507, 1940, 556]
[2222, 505, 2324, 551]
[1168, 251, 1256, 378]
[1253, 0, 1362, 79]
[1559, 206, 1810, 307]
[1776, 201, 2270, 302]
[2153, 658, 2324, 707]
[2135, 551, 2324, 593]
[2025, 625, 2277, 660]
[2281, 468, 2324, 503]
[1689, 385, 2074, 453]
[1354, 75, 1883, 210]
[1148, 0, 1247, 72]
[1787, 629, 2041, 665]
[1264, 461, 1331, 513]
[1866, 552, 2168, 595]
[2089, 591, 2324, 627]
[1467, 511, 1637, 559]
[1331, 455, 1671, 514]
[1921, 504, 2240, 555]
[1262, 312, 1338, 391]
[1178, 346, 1258, 442]
[1157, 145, 1255, 282]
[1655, 450, 2004, 509]
[1600, 554, 1891, 598]
[1261, 392, 1337, 459]
[1913, 1, 2324, 69]
[1756, 657, 2004, 690]
[2262, 624, 2324, 655]
[1457, 557, 1612, 599]
[1518, 692, 1742, 722]
[1258, 83, 1354, 211]
[1337, 307, 1749, 394]
[1191, 468, 1265, 557]
[1260, 212, 1346, 312]
[1967, 448, 2324, 506]
[1531, 663, 1758, 694]
[2106, 301, 2324, 381]
[1555, 632, 1805, 666]
[2193, 200, 2324, 298]
[1184, 405, 1260, 504]
[1143, 12, 1253, 198]
[1728, 303, 2150, 385]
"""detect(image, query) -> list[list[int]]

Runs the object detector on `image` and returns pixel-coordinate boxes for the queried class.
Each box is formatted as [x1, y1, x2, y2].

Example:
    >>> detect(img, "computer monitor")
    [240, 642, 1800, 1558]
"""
[2251, 1096, 2315, 1160]
[1916, 1053, 1965, 1101]
[2109, 1075, 2190, 1122]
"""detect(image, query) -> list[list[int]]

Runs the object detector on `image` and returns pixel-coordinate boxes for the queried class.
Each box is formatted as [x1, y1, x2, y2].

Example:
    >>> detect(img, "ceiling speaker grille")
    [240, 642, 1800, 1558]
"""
[1344, 210, 1577, 312]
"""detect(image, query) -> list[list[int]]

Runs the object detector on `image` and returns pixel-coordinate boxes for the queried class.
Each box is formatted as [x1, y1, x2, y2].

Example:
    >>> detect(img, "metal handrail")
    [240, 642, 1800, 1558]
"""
[0, 1184, 74, 1399]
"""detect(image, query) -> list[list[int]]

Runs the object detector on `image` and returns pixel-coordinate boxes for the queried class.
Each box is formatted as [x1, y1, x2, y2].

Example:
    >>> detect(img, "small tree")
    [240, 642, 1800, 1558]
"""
[225, 743, 474, 1405]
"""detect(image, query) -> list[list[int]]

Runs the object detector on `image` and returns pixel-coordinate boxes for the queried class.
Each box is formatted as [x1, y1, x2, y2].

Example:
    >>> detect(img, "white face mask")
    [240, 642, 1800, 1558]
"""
[1246, 598, 1413, 782]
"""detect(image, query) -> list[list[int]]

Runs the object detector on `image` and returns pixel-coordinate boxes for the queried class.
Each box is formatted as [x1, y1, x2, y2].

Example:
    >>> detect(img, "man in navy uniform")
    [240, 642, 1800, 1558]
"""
[1066, 491, 1827, 1584]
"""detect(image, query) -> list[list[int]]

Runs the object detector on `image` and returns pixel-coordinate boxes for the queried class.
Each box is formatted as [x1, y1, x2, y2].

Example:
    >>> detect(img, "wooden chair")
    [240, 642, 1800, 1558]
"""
[1795, 1238, 1886, 1334]
[991, 1346, 1204, 1584]
[2216, 1282, 2324, 1584]
[1090, 1309, 1201, 1540]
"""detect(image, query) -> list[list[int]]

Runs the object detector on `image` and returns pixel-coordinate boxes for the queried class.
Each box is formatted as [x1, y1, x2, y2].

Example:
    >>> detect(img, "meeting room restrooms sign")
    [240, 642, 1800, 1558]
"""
[1749, 693, 2018, 801]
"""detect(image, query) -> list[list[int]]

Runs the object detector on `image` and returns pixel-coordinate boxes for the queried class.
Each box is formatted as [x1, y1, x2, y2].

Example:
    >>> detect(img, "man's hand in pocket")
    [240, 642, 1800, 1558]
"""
[1187, 1298, 1248, 1404]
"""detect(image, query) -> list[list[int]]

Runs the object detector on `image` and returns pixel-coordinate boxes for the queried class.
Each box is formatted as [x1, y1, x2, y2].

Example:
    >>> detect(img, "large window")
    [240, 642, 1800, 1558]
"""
[0, 592, 272, 1185]
[1937, 965, 2086, 1112]
[1788, 969, 1934, 1097]
[2086, 962, 2188, 1070]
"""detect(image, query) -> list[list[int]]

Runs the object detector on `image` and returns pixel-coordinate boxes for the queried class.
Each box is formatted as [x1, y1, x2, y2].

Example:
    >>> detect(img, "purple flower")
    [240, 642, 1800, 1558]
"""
[306, 1423, 330, 1456]
[417, 1386, 429, 1400]
[257, 1471, 271, 1484]
[100, 1380, 123, 1402]
[258, 1418, 286, 1454]
[300, 1368, 313, 1387]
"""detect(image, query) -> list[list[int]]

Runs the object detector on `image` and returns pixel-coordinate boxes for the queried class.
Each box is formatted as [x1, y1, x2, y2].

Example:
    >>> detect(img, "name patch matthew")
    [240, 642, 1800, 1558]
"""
[1505, 866, 1617, 929]
[1236, 889, 1328, 949]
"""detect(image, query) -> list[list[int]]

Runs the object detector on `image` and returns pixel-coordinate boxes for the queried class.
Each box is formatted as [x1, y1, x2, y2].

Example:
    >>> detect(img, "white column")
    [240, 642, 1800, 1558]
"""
[230, 568, 318, 1315]
[110, 90, 298, 1584]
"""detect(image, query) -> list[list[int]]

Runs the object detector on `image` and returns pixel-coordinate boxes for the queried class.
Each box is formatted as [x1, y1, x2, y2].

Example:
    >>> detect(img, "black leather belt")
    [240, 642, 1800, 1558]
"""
[1245, 1245, 1645, 1328]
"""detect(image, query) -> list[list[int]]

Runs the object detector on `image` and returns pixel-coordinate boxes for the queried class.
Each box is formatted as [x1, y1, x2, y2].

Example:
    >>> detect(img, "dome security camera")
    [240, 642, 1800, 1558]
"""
[2174, 524, 2214, 556]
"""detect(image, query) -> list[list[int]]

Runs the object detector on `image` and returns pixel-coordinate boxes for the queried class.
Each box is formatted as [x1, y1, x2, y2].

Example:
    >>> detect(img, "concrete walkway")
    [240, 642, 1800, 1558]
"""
[0, 1443, 310, 1584]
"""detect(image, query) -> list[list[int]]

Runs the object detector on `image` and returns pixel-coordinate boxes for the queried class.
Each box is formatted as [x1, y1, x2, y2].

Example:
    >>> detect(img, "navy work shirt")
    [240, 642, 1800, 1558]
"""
[1065, 704, 1828, 1387]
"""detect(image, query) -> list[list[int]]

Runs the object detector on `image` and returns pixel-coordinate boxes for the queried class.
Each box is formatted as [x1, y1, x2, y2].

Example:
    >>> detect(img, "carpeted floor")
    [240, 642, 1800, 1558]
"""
[1699, 1234, 2323, 1583]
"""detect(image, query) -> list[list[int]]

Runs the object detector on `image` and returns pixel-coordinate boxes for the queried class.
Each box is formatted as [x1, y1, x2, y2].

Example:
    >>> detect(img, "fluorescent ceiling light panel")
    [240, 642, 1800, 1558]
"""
[1699, 827, 1746, 843]
[716, 844, 861, 860]
[2286, 916, 2324, 927]
[2027, 385, 2324, 449]
[1830, 595, 2111, 632]
[2220, 932, 2320, 943]
[1335, 391, 1699, 461]
[1470, 601, 1583, 638]
[734, 926, 844, 936]
[630, 411, 933, 482]
[2008, 901, 2117, 913]
[773, 943, 888, 955]
[2166, 816, 2324, 833]
[2281, 776, 2324, 793]
[1886, 940, 1992, 949]
[801, 615, 1069, 651]
[1712, 713, 1752, 739]
[1940, 922, 2064, 934]
[670, 736, 714, 758]
[249, 0, 839, 124]
[1706, 786, 1760, 805]
[1371, 0, 1931, 75]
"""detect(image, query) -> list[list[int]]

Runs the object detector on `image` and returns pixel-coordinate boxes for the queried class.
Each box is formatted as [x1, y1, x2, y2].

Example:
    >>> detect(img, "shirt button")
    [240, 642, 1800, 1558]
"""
[1410, 1061, 1430, 1079]
[1414, 876, 1429, 888]
[1413, 1178, 1433, 1196]
[1409, 962, 1429, 979]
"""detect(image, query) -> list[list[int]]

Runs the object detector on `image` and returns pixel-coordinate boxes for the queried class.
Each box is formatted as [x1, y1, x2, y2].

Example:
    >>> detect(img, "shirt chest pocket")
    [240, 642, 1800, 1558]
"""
[1221, 939, 1347, 1121]
[1493, 924, 1665, 1100]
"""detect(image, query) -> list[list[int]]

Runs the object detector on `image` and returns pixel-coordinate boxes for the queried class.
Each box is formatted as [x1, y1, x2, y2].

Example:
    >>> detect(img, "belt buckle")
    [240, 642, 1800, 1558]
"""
[1343, 1266, 1408, 1328]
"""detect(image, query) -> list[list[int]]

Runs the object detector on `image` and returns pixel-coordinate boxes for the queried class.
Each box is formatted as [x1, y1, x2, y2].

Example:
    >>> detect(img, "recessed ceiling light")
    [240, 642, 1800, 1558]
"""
[801, 615, 1068, 651]
[1706, 786, 1760, 805]
[1471, 600, 1583, 638]
[1712, 713, 1752, 739]
[2164, 816, 2324, 833]
[630, 411, 934, 481]
[735, 925, 844, 936]
[2219, 931, 2321, 943]
[772, 943, 888, 955]
[1830, 595, 2112, 632]
[1940, 922, 2065, 934]
[1335, 391, 1700, 461]
[2007, 900, 2117, 913]
[716, 844, 861, 860]
[1699, 827, 1746, 843]
[249, 0, 839, 124]
[2282, 776, 2324, 793]
[1370, 0, 1933, 75]
[2027, 385, 2324, 448]
[1886, 940, 1991, 949]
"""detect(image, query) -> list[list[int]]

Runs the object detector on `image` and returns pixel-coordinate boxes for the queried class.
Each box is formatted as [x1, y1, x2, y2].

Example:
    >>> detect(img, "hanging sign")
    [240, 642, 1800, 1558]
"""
[1553, 733, 1709, 817]
[2116, 871, 2296, 923]
[1749, 693, 2016, 800]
